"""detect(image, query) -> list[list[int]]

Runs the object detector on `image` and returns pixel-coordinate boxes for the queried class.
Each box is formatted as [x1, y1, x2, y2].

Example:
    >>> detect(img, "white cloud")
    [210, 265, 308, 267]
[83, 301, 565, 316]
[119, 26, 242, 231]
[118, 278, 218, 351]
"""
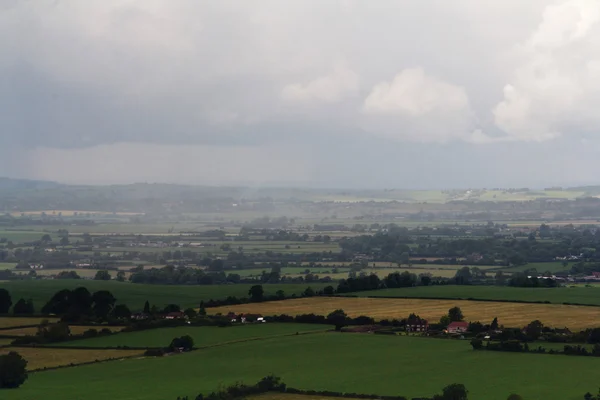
[281, 65, 359, 103]
[493, 0, 600, 142]
[361, 68, 477, 142]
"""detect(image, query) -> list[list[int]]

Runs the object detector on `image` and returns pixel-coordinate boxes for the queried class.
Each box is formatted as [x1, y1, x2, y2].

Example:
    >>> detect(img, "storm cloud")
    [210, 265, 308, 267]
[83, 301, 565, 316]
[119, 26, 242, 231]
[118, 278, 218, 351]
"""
[2, 0, 600, 187]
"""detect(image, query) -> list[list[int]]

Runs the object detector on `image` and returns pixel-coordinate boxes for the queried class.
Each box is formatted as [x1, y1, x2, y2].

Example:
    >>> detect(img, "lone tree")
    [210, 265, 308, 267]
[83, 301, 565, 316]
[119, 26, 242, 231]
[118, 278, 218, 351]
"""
[169, 335, 194, 351]
[0, 351, 28, 388]
[490, 317, 499, 330]
[0, 289, 12, 314]
[248, 285, 264, 302]
[94, 270, 112, 281]
[448, 307, 464, 322]
[198, 301, 207, 316]
[143, 300, 150, 314]
[112, 304, 131, 320]
[434, 383, 468, 400]
[326, 309, 348, 331]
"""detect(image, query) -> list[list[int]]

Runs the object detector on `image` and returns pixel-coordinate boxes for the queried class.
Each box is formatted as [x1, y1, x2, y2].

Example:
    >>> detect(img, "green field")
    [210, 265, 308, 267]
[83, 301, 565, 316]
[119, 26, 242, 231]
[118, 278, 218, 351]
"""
[355, 285, 600, 305]
[4, 333, 600, 400]
[500, 261, 571, 274]
[0, 262, 16, 270]
[57, 324, 329, 348]
[0, 281, 330, 311]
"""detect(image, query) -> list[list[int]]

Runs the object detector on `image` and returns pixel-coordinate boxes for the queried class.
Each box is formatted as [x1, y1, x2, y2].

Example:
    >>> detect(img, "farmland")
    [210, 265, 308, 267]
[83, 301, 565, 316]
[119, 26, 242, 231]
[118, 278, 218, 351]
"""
[208, 297, 600, 330]
[0, 317, 59, 329]
[56, 323, 329, 348]
[0, 281, 330, 311]
[0, 325, 124, 337]
[0, 347, 144, 371]
[3, 333, 600, 400]
[355, 285, 600, 305]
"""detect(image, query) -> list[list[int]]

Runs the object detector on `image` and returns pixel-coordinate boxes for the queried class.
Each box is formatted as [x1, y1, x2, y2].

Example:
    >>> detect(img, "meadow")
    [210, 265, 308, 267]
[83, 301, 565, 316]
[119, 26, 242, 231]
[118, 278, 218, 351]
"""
[356, 284, 600, 305]
[0, 347, 144, 371]
[0, 281, 330, 311]
[3, 333, 599, 400]
[56, 323, 329, 348]
[207, 297, 600, 330]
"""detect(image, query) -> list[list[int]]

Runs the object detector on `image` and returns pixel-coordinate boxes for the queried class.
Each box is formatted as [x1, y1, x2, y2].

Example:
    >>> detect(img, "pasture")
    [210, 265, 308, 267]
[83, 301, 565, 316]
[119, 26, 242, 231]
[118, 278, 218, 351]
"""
[208, 297, 600, 330]
[357, 285, 600, 305]
[56, 323, 329, 348]
[3, 333, 600, 400]
[0, 347, 144, 371]
[0, 317, 59, 329]
[0, 281, 330, 311]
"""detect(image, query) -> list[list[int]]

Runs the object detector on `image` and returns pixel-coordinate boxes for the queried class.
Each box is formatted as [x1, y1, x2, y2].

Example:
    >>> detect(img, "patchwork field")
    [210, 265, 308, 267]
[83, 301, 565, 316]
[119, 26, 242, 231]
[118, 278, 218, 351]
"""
[56, 324, 329, 348]
[2, 333, 599, 400]
[0, 325, 124, 337]
[0, 281, 330, 311]
[356, 285, 600, 305]
[208, 297, 600, 330]
[0, 347, 144, 371]
[0, 317, 59, 329]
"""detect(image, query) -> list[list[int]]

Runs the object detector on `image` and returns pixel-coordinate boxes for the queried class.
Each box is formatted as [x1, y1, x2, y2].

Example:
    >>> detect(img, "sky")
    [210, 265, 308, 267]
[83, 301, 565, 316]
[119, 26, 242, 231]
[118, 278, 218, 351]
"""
[2, 0, 600, 188]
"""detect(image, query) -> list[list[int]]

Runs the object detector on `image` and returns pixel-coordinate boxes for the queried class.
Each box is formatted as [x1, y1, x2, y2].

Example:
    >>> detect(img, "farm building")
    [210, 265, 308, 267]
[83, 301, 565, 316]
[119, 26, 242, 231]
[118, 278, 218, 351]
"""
[165, 311, 186, 320]
[447, 321, 469, 334]
[406, 318, 429, 332]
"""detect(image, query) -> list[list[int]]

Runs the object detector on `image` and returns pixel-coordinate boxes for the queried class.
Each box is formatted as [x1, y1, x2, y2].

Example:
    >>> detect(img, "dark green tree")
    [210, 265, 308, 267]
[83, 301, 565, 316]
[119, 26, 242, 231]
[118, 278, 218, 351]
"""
[91, 290, 116, 320]
[184, 308, 197, 319]
[163, 304, 181, 313]
[525, 320, 544, 340]
[112, 304, 131, 320]
[448, 307, 464, 322]
[326, 309, 348, 331]
[198, 301, 207, 316]
[275, 290, 285, 299]
[0, 351, 28, 388]
[94, 270, 112, 281]
[143, 300, 150, 314]
[323, 286, 335, 296]
[0, 289, 12, 314]
[12, 299, 34, 315]
[116, 271, 126, 282]
[248, 285, 264, 302]
[506, 395, 523, 400]
[169, 335, 194, 351]
[490, 317, 499, 330]
[438, 383, 468, 400]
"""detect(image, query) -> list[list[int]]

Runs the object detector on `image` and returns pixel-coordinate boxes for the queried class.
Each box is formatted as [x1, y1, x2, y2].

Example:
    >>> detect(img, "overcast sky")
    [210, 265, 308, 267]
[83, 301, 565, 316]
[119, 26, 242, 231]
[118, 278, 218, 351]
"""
[2, 0, 600, 188]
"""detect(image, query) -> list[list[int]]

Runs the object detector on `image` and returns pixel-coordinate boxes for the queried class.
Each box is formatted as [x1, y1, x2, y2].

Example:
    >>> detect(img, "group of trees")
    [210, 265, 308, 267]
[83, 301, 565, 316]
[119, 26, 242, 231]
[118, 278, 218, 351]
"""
[0, 351, 28, 389]
[41, 287, 124, 321]
[0, 288, 34, 315]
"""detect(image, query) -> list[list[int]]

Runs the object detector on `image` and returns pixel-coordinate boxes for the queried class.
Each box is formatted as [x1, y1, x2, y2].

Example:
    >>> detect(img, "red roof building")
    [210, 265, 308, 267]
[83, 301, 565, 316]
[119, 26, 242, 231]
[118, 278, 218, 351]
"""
[447, 321, 469, 334]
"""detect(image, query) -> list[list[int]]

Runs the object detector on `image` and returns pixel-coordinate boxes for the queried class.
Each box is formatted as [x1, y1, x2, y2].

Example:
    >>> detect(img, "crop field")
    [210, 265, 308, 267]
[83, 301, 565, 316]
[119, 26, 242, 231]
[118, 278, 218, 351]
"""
[0, 262, 16, 270]
[57, 323, 329, 348]
[499, 261, 571, 274]
[0, 281, 330, 311]
[0, 338, 12, 346]
[356, 285, 600, 305]
[3, 332, 600, 400]
[0, 317, 59, 329]
[0, 347, 144, 371]
[208, 297, 600, 330]
[0, 325, 124, 337]
[0, 230, 54, 243]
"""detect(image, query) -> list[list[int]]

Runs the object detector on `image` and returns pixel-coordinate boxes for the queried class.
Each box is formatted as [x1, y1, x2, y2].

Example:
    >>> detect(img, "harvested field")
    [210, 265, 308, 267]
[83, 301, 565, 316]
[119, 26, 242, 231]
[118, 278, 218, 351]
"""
[0, 347, 144, 371]
[0, 317, 59, 329]
[0, 325, 124, 337]
[208, 297, 600, 330]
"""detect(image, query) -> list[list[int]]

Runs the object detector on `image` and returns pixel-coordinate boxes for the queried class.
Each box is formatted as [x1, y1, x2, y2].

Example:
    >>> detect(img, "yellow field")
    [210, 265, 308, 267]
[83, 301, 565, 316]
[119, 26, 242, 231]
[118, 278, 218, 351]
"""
[0, 317, 59, 329]
[0, 347, 144, 371]
[0, 325, 124, 336]
[208, 297, 600, 330]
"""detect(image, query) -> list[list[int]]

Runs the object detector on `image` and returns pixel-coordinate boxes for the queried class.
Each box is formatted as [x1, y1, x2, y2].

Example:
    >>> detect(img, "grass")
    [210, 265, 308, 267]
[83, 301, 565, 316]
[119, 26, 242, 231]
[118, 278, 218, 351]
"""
[0, 317, 59, 329]
[0, 325, 124, 337]
[208, 297, 600, 330]
[499, 261, 571, 274]
[56, 323, 329, 348]
[0, 347, 144, 371]
[4, 333, 600, 399]
[0, 281, 330, 311]
[0, 262, 16, 270]
[0, 338, 12, 346]
[355, 285, 600, 306]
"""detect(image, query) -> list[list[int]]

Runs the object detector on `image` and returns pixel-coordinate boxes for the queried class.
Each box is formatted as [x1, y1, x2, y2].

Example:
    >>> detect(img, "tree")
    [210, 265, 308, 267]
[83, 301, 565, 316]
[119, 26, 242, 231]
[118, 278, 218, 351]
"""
[59, 236, 69, 247]
[94, 270, 112, 281]
[275, 290, 285, 300]
[439, 383, 468, 400]
[326, 309, 348, 331]
[163, 304, 181, 314]
[0, 289, 12, 314]
[454, 267, 472, 285]
[248, 285, 264, 302]
[303, 287, 315, 297]
[12, 298, 34, 315]
[143, 301, 150, 314]
[112, 304, 131, 320]
[448, 307, 464, 322]
[490, 317, 499, 330]
[323, 285, 335, 296]
[0, 351, 28, 388]
[525, 320, 544, 340]
[506, 395, 523, 400]
[91, 290, 116, 320]
[116, 271, 126, 282]
[37, 322, 71, 342]
[184, 308, 197, 319]
[439, 315, 451, 327]
[40, 234, 52, 243]
[169, 335, 194, 351]
[198, 301, 207, 316]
